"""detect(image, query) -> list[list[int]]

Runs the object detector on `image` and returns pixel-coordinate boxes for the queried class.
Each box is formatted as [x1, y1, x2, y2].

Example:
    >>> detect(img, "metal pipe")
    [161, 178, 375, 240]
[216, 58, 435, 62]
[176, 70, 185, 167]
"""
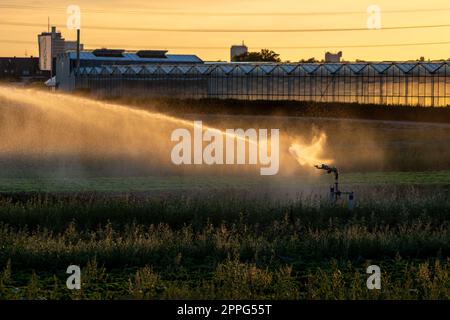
[315, 163, 354, 210]
[76, 29, 80, 77]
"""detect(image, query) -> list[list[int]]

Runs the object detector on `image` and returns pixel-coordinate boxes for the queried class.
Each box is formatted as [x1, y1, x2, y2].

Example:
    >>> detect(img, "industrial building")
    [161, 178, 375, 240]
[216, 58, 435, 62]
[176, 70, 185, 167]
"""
[56, 49, 203, 90]
[230, 43, 248, 61]
[58, 56, 450, 106]
[325, 51, 343, 63]
[38, 26, 84, 74]
[0, 57, 50, 82]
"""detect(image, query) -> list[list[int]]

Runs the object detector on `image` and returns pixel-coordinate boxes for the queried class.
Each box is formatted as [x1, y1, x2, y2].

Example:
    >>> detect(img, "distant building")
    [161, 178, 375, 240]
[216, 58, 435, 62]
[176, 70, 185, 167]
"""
[325, 51, 342, 63]
[38, 26, 84, 74]
[59, 60, 450, 106]
[56, 49, 203, 90]
[0, 57, 50, 82]
[230, 43, 248, 61]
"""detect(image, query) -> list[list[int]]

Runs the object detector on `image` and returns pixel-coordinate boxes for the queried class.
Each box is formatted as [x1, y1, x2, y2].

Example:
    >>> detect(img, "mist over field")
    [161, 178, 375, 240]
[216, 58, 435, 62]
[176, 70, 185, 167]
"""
[0, 86, 449, 301]
[1, 86, 450, 181]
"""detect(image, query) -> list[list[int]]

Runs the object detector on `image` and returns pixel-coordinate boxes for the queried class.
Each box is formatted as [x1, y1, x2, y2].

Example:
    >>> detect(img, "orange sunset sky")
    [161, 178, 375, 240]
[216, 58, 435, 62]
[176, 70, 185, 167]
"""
[0, 0, 449, 62]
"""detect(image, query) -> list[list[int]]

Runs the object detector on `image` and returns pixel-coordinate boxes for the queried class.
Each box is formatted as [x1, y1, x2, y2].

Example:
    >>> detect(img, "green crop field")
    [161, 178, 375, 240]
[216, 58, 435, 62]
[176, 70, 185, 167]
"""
[1, 90, 449, 300]
[0, 174, 449, 300]
[0, 171, 449, 193]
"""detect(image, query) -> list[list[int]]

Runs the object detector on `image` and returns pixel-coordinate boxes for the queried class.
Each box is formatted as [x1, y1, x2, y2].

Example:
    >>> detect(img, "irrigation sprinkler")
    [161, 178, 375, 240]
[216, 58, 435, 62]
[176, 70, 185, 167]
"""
[315, 164, 354, 210]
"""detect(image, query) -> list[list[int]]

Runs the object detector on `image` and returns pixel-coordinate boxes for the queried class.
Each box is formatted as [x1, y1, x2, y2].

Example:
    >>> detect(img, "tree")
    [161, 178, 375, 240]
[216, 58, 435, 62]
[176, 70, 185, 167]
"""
[299, 57, 320, 63]
[233, 49, 281, 62]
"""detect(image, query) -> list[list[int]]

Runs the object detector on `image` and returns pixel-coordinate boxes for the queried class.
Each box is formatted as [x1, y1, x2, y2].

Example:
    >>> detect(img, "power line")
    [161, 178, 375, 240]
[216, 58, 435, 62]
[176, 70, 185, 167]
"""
[0, 40, 35, 45]
[276, 42, 450, 49]
[2, 21, 450, 32]
[1, 39, 450, 49]
[1, 4, 450, 16]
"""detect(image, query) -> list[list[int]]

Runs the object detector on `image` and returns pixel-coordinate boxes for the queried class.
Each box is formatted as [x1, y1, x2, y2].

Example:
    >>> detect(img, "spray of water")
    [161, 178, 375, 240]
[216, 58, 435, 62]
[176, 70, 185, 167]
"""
[0, 85, 330, 176]
[288, 132, 332, 167]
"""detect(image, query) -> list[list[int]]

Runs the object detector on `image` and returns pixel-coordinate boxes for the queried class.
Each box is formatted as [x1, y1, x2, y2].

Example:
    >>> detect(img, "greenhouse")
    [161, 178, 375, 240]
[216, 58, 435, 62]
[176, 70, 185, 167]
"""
[71, 61, 450, 106]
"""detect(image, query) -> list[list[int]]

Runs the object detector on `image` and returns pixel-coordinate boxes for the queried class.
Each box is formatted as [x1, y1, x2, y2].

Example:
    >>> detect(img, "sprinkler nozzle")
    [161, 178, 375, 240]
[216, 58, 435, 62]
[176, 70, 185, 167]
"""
[315, 164, 338, 180]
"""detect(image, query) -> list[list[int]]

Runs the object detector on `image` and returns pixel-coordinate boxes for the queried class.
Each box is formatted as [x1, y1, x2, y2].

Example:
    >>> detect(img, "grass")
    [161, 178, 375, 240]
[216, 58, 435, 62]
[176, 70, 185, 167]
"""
[1, 89, 449, 300]
[2, 258, 449, 300]
[0, 186, 449, 300]
[0, 171, 449, 193]
[94, 95, 450, 124]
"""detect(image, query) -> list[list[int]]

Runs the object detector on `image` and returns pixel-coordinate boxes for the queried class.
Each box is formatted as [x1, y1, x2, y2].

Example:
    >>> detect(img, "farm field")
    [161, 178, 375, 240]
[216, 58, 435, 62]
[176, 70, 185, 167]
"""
[0, 171, 449, 193]
[0, 173, 449, 300]
[0, 88, 449, 300]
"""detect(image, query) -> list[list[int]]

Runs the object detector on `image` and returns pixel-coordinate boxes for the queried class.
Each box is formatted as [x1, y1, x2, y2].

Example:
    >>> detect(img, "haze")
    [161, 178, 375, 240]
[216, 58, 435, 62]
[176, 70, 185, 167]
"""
[1, 0, 450, 61]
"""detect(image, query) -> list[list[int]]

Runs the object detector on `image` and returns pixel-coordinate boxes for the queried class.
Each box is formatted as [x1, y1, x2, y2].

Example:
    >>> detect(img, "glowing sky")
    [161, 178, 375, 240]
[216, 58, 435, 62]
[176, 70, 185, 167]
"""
[0, 0, 449, 61]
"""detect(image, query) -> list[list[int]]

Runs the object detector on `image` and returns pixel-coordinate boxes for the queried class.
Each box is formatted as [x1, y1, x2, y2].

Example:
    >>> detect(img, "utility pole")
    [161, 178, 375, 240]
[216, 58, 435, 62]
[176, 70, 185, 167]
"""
[76, 29, 80, 76]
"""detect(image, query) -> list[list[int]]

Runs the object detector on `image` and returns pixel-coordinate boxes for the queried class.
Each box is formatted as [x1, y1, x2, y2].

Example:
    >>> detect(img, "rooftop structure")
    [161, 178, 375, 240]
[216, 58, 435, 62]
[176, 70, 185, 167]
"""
[230, 43, 248, 62]
[325, 51, 343, 63]
[65, 50, 202, 64]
